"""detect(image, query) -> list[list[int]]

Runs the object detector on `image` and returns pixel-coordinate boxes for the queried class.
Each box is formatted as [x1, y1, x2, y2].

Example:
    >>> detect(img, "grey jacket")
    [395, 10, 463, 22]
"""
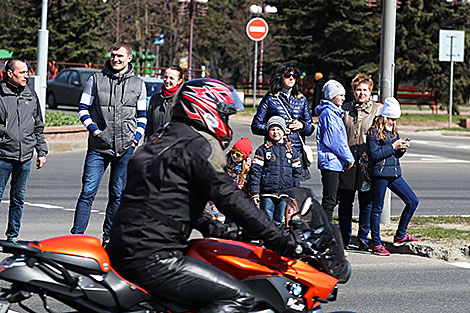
[144, 92, 175, 140]
[0, 81, 48, 162]
[78, 61, 147, 157]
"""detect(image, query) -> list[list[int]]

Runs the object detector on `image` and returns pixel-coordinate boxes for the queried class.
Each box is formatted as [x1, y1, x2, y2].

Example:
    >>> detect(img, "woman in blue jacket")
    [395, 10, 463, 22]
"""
[251, 63, 315, 180]
[366, 97, 419, 256]
[315, 80, 354, 222]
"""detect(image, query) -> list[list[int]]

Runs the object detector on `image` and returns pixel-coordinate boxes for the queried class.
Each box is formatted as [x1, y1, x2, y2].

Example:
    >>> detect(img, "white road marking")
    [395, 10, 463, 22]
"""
[449, 262, 470, 269]
[402, 153, 469, 164]
[412, 139, 470, 150]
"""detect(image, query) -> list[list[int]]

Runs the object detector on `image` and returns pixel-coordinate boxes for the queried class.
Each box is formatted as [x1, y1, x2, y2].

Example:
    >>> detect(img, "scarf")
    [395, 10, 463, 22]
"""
[161, 84, 180, 97]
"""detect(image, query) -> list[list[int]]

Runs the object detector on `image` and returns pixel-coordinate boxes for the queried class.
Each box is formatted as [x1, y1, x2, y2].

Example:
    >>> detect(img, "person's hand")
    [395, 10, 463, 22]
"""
[346, 162, 354, 170]
[93, 129, 102, 136]
[36, 156, 46, 169]
[288, 119, 303, 132]
[392, 139, 409, 150]
[251, 194, 260, 207]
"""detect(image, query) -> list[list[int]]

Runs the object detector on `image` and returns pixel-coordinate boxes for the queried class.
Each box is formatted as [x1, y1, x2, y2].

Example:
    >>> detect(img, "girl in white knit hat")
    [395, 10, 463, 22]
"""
[366, 97, 419, 256]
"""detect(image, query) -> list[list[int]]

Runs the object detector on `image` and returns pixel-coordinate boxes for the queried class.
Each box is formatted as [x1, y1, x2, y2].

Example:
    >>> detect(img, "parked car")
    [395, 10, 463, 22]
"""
[46, 68, 99, 109]
[141, 77, 164, 106]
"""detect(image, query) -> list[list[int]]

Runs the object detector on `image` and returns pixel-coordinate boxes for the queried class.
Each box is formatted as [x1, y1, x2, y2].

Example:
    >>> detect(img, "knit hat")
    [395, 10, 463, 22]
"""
[267, 116, 288, 134]
[381, 97, 401, 118]
[231, 137, 253, 159]
[322, 79, 346, 100]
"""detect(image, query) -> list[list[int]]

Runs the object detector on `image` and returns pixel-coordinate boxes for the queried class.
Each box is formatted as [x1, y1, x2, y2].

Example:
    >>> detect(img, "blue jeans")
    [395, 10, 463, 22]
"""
[260, 196, 287, 227]
[0, 159, 32, 238]
[338, 188, 373, 246]
[71, 147, 134, 237]
[370, 176, 419, 247]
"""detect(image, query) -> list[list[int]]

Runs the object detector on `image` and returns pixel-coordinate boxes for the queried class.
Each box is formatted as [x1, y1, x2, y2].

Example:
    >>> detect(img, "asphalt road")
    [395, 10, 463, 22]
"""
[0, 119, 469, 312]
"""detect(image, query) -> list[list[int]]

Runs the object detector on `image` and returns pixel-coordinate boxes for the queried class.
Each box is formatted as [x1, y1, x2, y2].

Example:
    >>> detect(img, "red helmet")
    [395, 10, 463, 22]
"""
[174, 79, 244, 149]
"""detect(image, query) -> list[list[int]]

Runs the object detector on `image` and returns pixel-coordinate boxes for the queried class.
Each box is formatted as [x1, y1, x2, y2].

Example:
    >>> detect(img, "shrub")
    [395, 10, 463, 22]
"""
[45, 112, 81, 127]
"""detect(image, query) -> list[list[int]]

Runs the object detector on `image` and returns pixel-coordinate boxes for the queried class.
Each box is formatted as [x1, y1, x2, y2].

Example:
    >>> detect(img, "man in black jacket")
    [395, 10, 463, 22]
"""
[0, 59, 48, 243]
[107, 79, 297, 313]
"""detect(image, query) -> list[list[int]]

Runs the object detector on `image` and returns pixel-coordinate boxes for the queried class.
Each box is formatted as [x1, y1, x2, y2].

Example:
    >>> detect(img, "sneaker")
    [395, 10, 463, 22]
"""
[372, 245, 391, 256]
[6, 237, 18, 244]
[393, 234, 418, 247]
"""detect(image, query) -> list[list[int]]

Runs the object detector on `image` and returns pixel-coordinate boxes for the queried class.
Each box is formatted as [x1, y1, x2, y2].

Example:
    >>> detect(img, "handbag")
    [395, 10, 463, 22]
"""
[275, 96, 314, 168]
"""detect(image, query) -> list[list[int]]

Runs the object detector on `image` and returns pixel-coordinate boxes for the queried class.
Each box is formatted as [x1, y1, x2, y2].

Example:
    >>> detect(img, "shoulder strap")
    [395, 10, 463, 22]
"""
[275, 95, 307, 146]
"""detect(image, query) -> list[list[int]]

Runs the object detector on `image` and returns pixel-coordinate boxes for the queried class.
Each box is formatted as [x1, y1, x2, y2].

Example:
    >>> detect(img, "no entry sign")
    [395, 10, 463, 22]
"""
[246, 17, 269, 41]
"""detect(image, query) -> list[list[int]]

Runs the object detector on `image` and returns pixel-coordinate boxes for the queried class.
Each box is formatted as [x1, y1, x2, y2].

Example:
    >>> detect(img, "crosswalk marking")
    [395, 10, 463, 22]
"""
[402, 153, 469, 164]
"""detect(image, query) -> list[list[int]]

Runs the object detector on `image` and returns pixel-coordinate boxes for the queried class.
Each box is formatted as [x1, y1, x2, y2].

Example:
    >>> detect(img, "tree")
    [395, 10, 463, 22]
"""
[267, 0, 381, 94]
[0, 0, 109, 64]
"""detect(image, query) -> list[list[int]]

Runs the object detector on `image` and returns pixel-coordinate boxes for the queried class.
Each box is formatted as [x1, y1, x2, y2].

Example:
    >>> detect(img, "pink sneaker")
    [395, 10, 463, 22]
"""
[393, 234, 418, 247]
[372, 245, 391, 256]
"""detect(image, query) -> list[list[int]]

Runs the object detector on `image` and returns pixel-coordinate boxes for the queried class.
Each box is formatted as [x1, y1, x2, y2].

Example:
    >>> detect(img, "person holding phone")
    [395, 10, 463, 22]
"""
[366, 97, 419, 256]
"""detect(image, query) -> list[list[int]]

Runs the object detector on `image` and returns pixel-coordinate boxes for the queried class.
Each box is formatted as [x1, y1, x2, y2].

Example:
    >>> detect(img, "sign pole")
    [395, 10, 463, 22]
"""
[246, 17, 268, 108]
[449, 36, 454, 128]
[253, 41, 258, 108]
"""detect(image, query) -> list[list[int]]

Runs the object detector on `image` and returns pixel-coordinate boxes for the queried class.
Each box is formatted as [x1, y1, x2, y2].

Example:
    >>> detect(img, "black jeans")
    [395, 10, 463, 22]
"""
[320, 169, 341, 223]
[123, 254, 254, 313]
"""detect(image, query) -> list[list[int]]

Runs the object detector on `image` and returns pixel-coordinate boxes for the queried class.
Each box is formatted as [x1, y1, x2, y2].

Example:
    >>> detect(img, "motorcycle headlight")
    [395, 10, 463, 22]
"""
[285, 282, 303, 297]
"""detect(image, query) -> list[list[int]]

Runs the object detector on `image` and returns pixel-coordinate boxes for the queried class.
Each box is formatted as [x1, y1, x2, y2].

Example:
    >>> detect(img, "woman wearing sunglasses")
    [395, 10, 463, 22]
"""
[251, 62, 315, 180]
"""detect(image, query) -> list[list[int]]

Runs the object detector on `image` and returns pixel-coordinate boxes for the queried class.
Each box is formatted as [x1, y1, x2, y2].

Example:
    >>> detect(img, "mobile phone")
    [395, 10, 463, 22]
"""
[404, 137, 411, 142]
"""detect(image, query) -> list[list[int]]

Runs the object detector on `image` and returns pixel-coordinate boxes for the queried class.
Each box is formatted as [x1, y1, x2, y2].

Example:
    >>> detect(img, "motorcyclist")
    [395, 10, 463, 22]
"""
[106, 79, 299, 313]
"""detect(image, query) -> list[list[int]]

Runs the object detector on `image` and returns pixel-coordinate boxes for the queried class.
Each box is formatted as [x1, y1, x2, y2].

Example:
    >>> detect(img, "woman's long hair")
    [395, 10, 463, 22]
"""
[367, 116, 398, 142]
[269, 62, 301, 96]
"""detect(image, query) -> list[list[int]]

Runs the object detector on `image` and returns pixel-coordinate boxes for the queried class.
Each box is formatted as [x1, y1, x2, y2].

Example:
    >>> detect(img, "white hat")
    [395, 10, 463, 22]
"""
[322, 80, 346, 100]
[381, 97, 401, 118]
[267, 116, 288, 134]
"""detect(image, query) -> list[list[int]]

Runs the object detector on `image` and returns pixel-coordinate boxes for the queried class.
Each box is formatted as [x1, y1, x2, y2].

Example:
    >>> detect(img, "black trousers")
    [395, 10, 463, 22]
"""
[123, 254, 254, 313]
[320, 169, 341, 223]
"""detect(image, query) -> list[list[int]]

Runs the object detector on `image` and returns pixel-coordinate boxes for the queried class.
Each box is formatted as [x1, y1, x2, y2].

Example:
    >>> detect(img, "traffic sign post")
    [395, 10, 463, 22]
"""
[439, 29, 465, 128]
[246, 18, 268, 107]
[153, 34, 164, 72]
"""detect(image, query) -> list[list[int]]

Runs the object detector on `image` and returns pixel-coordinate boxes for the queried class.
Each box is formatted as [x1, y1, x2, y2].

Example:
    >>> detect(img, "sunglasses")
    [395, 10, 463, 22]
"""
[230, 149, 244, 158]
[283, 72, 299, 79]
[353, 76, 372, 83]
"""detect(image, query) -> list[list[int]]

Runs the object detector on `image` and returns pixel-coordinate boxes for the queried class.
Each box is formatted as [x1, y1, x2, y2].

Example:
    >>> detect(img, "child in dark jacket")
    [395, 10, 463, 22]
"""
[250, 116, 302, 226]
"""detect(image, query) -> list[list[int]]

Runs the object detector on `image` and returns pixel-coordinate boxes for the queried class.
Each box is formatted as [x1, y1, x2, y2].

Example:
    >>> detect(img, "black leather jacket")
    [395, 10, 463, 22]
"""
[107, 121, 293, 272]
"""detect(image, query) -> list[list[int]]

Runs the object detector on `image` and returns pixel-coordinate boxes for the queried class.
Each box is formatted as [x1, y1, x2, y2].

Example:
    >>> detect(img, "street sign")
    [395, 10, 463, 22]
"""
[246, 17, 269, 41]
[153, 33, 165, 45]
[439, 30, 465, 62]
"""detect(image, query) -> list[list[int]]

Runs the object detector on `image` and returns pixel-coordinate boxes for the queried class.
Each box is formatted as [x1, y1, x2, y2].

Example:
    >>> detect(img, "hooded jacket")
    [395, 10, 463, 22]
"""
[77, 61, 147, 157]
[0, 81, 48, 162]
[251, 92, 314, 152]
[315, 100, 354, 171]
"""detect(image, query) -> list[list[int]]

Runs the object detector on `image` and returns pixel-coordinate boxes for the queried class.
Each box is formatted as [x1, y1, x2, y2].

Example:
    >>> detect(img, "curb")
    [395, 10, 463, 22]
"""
[349, 235, 470, 262]
[45, 125, 88, 153]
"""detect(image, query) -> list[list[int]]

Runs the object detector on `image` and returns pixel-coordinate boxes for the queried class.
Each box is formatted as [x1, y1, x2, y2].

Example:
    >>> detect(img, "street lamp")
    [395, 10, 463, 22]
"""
[179, 0, 208, 80]
[250, 2, 277, 86]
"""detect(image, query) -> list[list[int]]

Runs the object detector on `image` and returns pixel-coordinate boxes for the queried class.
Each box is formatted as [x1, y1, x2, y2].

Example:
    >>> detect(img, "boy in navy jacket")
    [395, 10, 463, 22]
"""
[250, 116, 302, 226]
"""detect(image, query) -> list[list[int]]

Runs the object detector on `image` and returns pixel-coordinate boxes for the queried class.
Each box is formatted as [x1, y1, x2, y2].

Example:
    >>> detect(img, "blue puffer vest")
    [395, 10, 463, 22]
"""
[251, 92, 314, 151]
